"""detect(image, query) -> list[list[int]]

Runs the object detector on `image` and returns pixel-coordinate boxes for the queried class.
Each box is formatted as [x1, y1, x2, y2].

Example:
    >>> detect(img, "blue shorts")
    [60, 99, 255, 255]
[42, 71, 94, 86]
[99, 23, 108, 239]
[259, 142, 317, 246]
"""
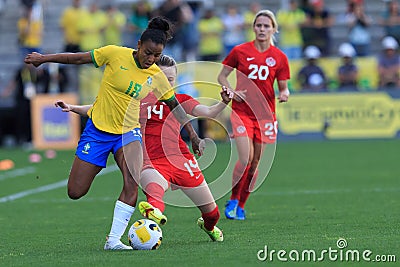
[76, 118, 142, 168]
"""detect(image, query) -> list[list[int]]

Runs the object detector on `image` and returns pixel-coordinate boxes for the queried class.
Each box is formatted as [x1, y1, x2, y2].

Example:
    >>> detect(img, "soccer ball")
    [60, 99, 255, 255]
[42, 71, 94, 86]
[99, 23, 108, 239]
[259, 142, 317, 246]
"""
[128, 219, 163, 250]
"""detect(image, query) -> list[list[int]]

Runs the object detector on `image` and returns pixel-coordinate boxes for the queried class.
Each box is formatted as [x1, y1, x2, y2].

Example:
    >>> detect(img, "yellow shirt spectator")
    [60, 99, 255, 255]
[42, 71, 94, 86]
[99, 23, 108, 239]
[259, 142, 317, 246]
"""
[18, 13, 43, 48]
[104, 6, 127, 46]
[198, 11, 224, 59]
[59, 3, 84, 46]
[276, 8, 306, 47]
[78, 4, 107, 51]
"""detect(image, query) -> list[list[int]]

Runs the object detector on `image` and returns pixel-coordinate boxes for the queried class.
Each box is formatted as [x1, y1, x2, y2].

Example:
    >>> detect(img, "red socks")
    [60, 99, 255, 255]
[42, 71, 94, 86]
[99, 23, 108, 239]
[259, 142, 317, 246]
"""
[231, 161, 250, 200]
[202, 206, 220, 231]
[144, 182, 165, 212]
[238, 169, 258, 208]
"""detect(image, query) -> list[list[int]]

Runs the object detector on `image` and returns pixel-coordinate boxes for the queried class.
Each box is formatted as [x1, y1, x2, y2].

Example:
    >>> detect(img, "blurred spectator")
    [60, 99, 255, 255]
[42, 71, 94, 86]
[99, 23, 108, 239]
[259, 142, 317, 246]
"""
[301, 0, 334, 56]
[104, 4, 126, 46]
[377, 36, 400, 89]
[337, 42, 359, 90]
[380, 0, 400, 45]
[0, 0, 5, 14]
[337, 0, 359, 24]
[17, 5, 43, 58]
[59, 0, 84, 53]
[277, 0, 307, 60]
[243, 2, 261, 42]
[77, 2, 107, 106]
[155, 0, 194, 62]
[299, 0, 311, 12]
[197, 8, 224, 61]
[0, 63, 50, 145]
[298, 45, 327, 91]
[347, 1, 372, 57]
[59, 0, 85, 93]
[182, 1, 201, 62]
[77, 2, 107, 51]
[221, 4, 245, 56]
[20, 0, 35, 8]
[128, 0, 151, 47]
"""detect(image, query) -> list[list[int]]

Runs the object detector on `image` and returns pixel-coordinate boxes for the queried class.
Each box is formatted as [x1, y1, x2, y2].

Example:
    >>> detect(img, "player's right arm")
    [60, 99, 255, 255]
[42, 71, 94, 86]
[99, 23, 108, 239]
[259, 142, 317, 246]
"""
[218, 65, 246, 102]
[55, 100, 91, 117]
[24, 52, 92, 67]
[191, 86, 233, 118]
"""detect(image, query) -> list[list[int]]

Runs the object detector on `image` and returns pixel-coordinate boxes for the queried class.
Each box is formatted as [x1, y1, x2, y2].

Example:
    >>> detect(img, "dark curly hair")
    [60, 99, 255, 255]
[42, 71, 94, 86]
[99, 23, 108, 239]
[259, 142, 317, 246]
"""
[140, 16, 172, 46]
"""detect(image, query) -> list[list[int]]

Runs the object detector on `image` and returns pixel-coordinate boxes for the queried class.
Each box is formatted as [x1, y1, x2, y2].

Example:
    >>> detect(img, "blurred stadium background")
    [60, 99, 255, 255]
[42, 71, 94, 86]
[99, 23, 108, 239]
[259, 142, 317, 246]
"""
[1, 0, 399, 148]
[0, 1, 399, 266]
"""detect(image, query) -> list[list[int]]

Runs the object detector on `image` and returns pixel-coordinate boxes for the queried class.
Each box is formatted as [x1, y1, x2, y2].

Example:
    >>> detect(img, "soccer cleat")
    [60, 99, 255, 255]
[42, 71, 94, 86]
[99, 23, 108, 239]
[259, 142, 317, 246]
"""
[235, 206, 246, 220]
[104, 236, 133, 250]
[224, 199, 238, 219]
[197, 217, 224, 242]
[138, 201, 167, 225]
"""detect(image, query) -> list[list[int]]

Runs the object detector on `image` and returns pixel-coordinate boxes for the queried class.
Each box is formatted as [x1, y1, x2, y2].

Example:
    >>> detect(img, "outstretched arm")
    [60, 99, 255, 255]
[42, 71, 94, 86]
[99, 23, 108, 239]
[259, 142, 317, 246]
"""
[218, 65, 246, 102]
[163, 97, 204, 156]
[55, 100, 91, 117]
[24, 52, 92, 67]
[191, 86, 233, 118]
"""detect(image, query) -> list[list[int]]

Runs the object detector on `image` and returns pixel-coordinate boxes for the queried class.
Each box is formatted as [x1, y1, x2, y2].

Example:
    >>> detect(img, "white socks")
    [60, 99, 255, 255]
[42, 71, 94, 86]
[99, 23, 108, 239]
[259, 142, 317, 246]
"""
[107, 200, 135, 245]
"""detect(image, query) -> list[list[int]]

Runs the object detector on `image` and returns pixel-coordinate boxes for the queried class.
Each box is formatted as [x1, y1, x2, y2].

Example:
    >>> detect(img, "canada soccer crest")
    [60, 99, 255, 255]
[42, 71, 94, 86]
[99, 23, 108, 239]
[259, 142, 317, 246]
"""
[236, 126, 246, 134]
[265, 57, 276, 67]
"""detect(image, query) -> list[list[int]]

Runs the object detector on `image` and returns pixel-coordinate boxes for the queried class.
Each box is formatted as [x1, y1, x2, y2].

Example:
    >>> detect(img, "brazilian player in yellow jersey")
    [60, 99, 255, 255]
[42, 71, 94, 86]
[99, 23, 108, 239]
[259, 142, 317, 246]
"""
[88, 45, 175, 134]
[24, 17, 204, 250]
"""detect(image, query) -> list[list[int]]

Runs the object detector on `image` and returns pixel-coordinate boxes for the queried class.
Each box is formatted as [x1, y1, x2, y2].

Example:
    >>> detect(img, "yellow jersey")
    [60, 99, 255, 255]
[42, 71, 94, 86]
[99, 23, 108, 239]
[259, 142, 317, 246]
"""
[59, 6, 84, 45]
[88, 45, 175, 134]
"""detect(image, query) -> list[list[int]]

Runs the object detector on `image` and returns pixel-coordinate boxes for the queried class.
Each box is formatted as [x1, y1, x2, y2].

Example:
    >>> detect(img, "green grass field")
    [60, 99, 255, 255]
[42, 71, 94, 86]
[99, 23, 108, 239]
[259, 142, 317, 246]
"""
[0, 140, 399, 267]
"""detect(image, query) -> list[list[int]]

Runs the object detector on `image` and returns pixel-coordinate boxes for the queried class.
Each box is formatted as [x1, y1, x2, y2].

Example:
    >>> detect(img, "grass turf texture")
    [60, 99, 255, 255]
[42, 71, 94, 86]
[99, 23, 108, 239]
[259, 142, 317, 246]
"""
[0, 140, 398, 267]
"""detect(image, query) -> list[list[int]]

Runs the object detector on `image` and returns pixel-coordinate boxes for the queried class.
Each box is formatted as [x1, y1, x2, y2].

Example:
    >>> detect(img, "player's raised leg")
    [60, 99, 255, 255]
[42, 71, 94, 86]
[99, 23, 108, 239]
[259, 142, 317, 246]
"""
[67, 156, 102, 199]
[182, 181, 223, 241]
[139, 168, 168, 225]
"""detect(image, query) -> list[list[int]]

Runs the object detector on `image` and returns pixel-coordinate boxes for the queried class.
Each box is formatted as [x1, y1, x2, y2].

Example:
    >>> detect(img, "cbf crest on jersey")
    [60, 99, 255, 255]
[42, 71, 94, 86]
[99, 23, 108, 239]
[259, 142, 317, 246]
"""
[147, 76, 152, 85]
[266, 57, 276, 67]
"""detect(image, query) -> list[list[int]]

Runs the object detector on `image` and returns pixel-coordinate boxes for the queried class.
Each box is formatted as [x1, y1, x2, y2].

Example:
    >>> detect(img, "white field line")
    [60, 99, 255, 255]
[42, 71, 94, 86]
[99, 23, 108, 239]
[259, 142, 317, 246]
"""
[20, 186, 400, 204]
[0, 164, 119, 203]
[0, 166, 36, 181]
[255, 187, 400, 196]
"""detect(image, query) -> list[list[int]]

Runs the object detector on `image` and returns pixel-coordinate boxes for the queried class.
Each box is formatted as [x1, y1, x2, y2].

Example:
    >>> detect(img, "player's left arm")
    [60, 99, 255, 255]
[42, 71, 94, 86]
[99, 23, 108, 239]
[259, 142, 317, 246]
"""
[277, 80, 290, 103]
[163, 97, 205, 156]
[191, 86, 233, 118]
[55, 100, 91, 117]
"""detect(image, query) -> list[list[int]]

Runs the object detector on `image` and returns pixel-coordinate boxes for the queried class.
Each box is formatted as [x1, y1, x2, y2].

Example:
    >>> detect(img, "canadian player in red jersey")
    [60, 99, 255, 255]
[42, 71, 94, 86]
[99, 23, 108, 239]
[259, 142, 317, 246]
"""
[55, 55, 233, 242]
[218, 10, 290, 220]
[139, 55, 233, 242]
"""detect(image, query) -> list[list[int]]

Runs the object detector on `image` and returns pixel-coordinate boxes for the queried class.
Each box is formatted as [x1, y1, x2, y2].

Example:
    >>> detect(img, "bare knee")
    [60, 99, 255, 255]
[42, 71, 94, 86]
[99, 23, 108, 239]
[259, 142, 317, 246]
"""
[67, 188, 86, 200]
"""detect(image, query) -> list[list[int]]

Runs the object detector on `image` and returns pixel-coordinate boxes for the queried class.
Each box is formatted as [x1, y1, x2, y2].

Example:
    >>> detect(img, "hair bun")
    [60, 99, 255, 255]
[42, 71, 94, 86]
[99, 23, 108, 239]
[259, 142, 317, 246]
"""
[147, 16, 172, 40]
[148, 17, 170, 32]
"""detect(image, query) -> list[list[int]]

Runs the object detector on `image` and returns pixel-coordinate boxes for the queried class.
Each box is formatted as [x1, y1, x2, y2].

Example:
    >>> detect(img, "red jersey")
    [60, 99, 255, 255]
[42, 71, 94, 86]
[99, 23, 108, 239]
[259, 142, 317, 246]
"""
[222, 41, 290, 119]
[139, 93, 200, 160]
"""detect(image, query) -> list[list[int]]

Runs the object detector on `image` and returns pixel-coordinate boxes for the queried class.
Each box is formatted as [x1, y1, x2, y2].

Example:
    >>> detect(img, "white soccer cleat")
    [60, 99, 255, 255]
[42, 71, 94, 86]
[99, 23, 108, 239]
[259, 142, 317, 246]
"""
[104, 236, 133, 250]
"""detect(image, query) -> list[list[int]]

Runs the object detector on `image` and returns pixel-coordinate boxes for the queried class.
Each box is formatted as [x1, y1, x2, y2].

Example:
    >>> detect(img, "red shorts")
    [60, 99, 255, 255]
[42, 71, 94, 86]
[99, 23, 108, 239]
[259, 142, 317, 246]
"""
[143, 155, 204, 189]
[230, 113, 277, 144]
